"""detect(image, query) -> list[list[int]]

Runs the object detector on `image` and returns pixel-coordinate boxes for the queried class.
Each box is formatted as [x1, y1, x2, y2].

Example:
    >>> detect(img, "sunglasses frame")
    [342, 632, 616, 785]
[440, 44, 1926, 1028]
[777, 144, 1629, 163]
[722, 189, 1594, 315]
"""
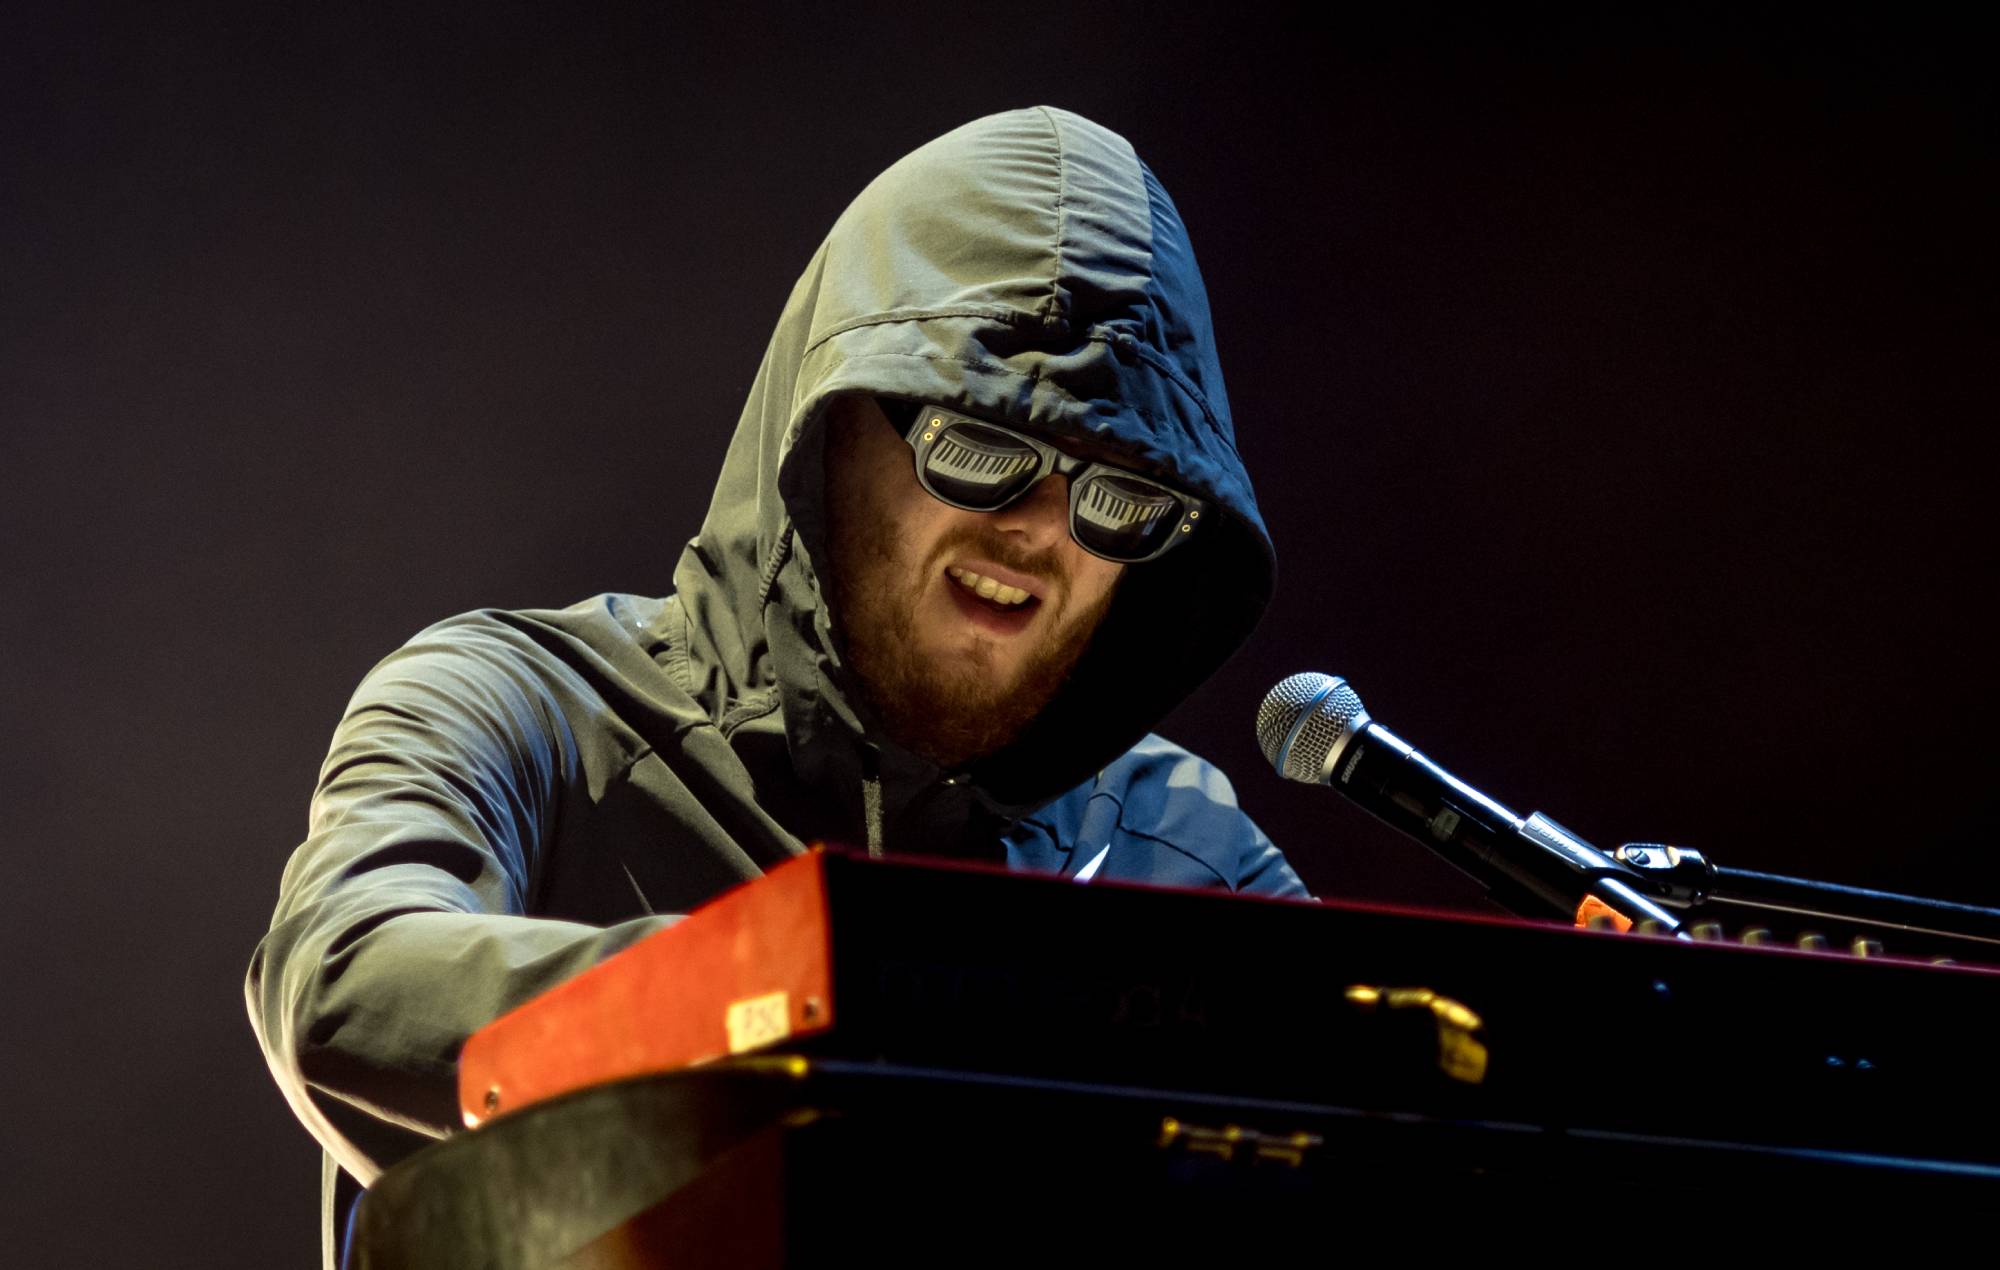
[892, 402, 1207, 563]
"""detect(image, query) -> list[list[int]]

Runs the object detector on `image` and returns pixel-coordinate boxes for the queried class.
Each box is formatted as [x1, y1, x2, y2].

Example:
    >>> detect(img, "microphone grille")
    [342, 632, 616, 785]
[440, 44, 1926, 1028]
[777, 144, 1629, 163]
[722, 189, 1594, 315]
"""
[1256, 672, 1367, 784]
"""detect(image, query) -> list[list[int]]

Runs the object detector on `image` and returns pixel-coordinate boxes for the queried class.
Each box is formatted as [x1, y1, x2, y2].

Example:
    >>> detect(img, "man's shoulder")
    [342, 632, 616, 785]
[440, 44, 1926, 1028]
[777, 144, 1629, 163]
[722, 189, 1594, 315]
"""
[405, 593, 674, 656]
[378, 594, 673, 680]
[351, 593, 697, 739]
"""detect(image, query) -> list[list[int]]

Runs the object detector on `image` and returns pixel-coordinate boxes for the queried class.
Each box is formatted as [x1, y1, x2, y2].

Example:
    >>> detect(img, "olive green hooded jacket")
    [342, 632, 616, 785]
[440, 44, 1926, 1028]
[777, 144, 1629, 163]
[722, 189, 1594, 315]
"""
[246, 105, 1306, 1264]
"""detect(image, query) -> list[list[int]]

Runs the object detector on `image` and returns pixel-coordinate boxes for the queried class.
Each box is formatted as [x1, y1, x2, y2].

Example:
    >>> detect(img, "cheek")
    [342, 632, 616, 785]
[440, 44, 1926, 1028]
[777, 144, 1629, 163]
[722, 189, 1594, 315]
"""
[1066, 556, 1125, 621]
[856, 497, 958, 600]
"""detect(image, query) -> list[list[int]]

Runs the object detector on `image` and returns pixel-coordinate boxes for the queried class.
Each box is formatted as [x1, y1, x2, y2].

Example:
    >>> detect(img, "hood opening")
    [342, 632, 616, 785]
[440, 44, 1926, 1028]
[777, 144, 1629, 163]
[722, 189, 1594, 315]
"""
[682, 106, 1279, 831]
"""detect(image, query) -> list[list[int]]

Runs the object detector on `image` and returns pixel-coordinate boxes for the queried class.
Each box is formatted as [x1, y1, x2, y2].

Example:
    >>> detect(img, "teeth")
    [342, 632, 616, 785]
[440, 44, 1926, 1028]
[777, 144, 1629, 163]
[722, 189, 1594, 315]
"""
[947, 567, 1032, 608]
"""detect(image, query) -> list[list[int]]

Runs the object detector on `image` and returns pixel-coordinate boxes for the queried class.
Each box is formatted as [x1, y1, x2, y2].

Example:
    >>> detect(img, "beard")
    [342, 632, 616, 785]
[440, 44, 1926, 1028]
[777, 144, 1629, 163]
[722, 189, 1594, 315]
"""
[827, 515, 1118, 772]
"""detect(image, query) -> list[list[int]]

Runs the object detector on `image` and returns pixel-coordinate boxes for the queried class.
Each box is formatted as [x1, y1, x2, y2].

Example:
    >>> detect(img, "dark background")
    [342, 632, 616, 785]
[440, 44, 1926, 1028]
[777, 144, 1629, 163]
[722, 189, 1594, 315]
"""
[2, 5, 1991, 1264]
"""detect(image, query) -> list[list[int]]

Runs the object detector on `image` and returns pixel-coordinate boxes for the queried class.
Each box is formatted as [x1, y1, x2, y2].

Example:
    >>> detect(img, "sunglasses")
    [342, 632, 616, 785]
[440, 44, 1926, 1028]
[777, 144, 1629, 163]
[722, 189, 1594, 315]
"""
[888, 401, 1206, 563]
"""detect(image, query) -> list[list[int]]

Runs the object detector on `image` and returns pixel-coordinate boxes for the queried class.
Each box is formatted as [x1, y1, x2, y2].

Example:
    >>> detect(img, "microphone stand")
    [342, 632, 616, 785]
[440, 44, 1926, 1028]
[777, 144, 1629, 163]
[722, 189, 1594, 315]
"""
[1397, 803, 2000, 962]
[1672, 864, 2000, 963]
[1403, 811, 2000, 963]
[1537, 837, 2000, 962]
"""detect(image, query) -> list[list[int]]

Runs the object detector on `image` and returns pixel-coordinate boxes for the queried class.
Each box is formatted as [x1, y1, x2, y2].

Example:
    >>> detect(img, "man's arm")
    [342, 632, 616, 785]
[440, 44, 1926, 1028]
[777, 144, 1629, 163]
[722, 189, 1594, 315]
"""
[244, 620, 675, 1183]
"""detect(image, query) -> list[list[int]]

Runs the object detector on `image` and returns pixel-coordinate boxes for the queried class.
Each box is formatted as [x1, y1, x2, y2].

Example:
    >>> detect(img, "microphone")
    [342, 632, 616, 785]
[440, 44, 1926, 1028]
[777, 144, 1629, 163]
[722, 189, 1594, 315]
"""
[1256, 672, 1684, 933]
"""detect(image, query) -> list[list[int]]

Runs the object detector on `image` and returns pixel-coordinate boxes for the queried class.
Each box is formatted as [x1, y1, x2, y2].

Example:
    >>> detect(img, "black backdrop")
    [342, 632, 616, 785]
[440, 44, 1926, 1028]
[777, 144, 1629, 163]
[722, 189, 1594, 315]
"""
[2, 6, 1992, 1265]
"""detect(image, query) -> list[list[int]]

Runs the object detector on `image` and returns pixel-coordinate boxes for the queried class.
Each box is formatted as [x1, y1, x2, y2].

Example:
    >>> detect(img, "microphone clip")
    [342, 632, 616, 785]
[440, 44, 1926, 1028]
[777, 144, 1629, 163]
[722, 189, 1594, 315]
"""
[1610, 843, 1717, 906]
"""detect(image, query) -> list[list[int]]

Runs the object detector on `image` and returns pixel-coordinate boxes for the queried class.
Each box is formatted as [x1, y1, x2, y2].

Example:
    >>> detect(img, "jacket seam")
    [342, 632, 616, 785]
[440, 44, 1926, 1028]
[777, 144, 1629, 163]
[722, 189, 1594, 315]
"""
[1111, 818, 1233, 890]
[1034, 104, 1069, 332]
[719, 692, 782, 737]
[628, 613, 780, 743]
[663, 595, 695, 697]
[823, 348, 1243, 464]
[755, 523, 793, 607]
[1085, 333, 1241, 459]
[802, 314, 1242, 462]
[802, 306, 1046, 358]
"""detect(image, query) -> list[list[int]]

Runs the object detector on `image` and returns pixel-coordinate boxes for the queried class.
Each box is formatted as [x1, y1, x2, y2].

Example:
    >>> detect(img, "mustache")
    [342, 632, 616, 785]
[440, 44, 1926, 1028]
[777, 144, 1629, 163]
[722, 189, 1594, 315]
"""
[925, 524, 1066, 589]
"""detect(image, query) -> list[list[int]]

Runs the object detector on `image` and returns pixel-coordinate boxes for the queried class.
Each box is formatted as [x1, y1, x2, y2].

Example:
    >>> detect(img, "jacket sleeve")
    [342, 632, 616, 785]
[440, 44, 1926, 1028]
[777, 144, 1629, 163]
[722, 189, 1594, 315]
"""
[244, 623, 676, 1184]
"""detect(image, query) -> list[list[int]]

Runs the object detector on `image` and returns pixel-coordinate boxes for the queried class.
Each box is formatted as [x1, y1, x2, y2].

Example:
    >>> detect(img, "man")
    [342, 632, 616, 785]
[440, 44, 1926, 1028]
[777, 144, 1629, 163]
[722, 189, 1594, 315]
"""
[247, 105, 1307, 1265]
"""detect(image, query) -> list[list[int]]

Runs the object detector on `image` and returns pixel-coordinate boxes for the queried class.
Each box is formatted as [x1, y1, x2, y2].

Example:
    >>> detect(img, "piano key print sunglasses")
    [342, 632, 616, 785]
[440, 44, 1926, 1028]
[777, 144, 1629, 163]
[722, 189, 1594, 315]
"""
[888, 402, 1206, 563]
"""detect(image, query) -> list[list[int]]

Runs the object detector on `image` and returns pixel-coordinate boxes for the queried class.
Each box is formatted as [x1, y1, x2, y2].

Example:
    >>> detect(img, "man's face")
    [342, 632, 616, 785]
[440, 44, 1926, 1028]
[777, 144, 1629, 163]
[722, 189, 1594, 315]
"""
[823, 396, 1125, 770]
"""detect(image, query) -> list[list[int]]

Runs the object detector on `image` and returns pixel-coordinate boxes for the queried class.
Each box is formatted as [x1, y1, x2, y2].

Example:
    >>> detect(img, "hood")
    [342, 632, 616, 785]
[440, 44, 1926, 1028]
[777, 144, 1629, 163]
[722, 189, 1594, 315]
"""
[671, 105, 1275, 827]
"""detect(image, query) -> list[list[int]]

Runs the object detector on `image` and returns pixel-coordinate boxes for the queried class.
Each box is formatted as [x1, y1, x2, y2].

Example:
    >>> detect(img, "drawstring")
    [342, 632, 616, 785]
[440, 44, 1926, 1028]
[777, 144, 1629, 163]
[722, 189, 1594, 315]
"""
[861, 748, 885, 859]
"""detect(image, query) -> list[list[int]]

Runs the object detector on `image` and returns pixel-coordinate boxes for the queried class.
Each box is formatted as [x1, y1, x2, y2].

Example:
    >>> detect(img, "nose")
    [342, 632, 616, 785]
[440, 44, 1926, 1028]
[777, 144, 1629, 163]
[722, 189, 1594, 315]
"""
[990, 472, 1071, 551]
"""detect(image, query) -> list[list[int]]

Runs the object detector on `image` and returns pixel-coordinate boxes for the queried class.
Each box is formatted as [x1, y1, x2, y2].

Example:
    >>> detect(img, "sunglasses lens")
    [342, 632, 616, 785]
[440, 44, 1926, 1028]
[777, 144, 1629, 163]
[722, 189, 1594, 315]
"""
[920, 422, 1045, 509]
[909, 410, 1194, 562]
[1074, 473, 1187, 561]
